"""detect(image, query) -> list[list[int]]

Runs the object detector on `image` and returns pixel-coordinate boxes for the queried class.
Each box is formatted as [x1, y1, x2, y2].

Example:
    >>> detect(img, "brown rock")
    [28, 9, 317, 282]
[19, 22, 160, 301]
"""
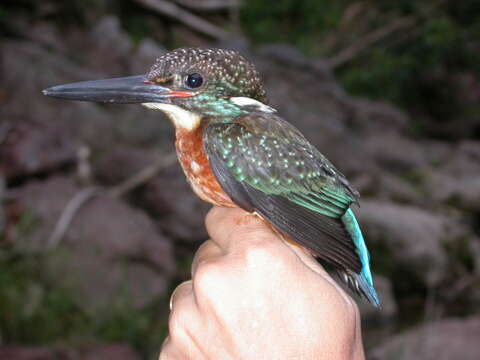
[0, 40, 118, 154]
[94, 147, 209, 243]
[0, 346, 57, 360]
[130, 38, 167, 75]
[357, 201, 450, 285]
[359, 275, 397, 322]
[82, 344, 140, 360]
[370, 316, 480, 360]
[94, 146, 160, 185]
[375, 173, 420, 204]
[86, 16, 133, 76]
[429, 173, 480, 211]
[15, 176, 175, 312]
[364, 133, 428, 173]
[348, 97, 409, 135]
[142, 166, 210, 243]
[427, 140, 480, 211]
[0, 118, 77, 181]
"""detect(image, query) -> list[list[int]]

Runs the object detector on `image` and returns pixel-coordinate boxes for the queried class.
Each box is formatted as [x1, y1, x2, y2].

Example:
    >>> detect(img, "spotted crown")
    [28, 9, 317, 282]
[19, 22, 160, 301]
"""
[146, 48, 267, 104]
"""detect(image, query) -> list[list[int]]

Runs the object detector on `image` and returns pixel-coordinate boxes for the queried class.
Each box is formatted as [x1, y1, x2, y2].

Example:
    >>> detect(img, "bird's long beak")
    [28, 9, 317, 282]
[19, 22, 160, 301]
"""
[42, 75, 192, 104]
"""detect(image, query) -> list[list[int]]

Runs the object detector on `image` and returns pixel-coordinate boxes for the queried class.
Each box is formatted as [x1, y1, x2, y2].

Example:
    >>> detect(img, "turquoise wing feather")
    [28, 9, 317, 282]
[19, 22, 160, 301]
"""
[342, 209, 380, 307]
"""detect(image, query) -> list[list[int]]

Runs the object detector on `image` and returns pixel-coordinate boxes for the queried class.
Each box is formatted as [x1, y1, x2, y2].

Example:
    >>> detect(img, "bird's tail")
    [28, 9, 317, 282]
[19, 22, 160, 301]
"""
[339, 270, 381, 308]
[341, 209, 380, 307]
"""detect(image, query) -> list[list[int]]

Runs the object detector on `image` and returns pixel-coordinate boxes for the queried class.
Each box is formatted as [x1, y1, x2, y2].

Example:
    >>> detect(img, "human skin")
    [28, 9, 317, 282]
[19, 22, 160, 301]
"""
[160, 207, 365, 360]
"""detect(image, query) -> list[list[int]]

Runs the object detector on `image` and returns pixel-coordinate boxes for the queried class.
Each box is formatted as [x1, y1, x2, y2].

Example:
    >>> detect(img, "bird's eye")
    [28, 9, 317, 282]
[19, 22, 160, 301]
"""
[185, 73, 203, 89]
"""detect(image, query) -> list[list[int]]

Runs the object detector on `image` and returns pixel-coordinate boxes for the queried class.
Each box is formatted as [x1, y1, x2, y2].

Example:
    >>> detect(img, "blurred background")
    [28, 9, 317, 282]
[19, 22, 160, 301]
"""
[1, 0, 479, 359]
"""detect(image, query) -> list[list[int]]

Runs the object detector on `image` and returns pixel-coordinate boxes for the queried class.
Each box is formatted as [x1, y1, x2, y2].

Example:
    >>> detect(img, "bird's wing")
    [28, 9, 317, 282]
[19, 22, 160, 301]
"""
[203, 112, 362, 272]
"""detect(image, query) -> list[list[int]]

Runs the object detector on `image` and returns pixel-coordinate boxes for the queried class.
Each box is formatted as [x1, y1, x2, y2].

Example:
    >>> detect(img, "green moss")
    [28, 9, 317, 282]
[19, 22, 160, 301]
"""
[16, 210, 41, 238]
[242, 0, 347, 55]
[0, 251, 168, 358]
[338, 49, 417, 104]
[0, 252, 87, 344]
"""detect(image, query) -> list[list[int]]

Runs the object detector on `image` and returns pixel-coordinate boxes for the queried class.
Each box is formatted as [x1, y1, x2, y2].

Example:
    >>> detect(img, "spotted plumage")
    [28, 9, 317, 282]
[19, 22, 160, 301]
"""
[147, 48, 267, 104]
[43, 47, 380, 307]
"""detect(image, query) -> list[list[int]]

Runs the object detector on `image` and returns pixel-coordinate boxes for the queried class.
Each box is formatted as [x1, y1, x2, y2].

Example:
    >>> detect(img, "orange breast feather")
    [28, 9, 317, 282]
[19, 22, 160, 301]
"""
[175, 126, 235, 207]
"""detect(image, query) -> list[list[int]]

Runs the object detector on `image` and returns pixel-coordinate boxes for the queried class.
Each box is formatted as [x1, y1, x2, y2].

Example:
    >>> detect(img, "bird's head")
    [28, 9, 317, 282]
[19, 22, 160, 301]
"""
[43, 48, 273, 131]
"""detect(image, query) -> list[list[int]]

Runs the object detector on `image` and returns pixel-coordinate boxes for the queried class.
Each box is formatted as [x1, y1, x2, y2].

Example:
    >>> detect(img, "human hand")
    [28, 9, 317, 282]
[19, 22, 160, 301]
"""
[160, 207, 365, 360]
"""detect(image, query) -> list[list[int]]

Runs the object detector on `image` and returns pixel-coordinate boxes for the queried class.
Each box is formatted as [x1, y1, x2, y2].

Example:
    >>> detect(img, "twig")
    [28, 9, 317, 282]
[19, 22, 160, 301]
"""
[76, 145, 92, 185]
[173, 0, 240, 11]
[0, 176, 5, 237]
[3, 189, 20, 201]
[47, 152, 177, 249]
[107, 152, 178, 198]
[423, 285, 441, 323]
[0, 123, 13, 145]
[445, 274, 480, 301]
[47, 187, 99, 249]
[328, 16, 416, 68]
[132, 0, 231, 39]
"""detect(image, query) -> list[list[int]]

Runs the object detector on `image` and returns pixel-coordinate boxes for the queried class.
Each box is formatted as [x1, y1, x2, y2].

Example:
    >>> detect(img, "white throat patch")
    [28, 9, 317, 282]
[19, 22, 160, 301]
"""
[229, 97, 276, 113]
[142, 102, 201, 131]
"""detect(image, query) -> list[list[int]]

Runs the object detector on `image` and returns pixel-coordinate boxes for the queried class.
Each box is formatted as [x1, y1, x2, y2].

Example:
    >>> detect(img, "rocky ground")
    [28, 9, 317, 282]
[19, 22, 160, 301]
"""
[1, 15, 479, 360]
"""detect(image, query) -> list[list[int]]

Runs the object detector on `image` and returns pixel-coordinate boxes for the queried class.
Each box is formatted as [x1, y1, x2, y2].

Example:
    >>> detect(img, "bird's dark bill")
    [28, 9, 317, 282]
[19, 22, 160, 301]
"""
[42, 75, 191, 104]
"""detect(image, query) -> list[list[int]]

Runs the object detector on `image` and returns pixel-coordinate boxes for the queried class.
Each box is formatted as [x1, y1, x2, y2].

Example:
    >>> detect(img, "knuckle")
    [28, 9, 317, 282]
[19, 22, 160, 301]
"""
[168, 286, 195, 338]
[205, 208, 217, 228]
[242, 236, 285, 271]
[168, 312, 185, 340]
[168, 304, 191, 339]
[328, 291, 359, 332]
[193, 260, 225, 296]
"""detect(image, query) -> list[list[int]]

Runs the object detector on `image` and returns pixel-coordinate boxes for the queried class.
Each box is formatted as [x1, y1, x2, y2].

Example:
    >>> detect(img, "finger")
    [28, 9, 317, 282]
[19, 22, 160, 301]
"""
[159, 336, 172, 359]
[191, 239, 222, 278]
[170, 280, 193, 311]
[205, 207, 247, 248]
[161, 335, 170, 350]
[205, 207, 279, 252]
[167, 280, 205, 358]
[159, 336, 184, 360]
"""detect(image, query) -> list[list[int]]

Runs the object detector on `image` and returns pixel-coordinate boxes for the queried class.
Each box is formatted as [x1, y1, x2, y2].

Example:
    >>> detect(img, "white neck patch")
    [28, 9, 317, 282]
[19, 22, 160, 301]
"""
[229, 97, 276, 113]
[142, 102, 201, 131]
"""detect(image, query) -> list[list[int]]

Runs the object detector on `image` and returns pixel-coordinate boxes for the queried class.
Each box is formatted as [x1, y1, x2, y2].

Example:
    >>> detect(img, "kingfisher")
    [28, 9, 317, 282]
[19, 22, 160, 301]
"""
[43, 48, 380, 307]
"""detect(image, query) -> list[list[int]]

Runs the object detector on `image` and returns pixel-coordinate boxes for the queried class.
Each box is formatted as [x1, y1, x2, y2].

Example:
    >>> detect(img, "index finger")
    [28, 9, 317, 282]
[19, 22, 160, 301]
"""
[205, 207, 281, 253]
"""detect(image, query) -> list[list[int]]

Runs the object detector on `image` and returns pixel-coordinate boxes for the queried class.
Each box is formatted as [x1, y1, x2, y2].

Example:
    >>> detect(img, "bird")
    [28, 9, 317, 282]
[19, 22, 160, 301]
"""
[43, 47, 380, 307]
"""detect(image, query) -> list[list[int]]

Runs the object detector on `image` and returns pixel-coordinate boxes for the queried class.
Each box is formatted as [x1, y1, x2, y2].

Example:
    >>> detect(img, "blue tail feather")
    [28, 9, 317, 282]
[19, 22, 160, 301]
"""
[342, 209, 380, 307]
